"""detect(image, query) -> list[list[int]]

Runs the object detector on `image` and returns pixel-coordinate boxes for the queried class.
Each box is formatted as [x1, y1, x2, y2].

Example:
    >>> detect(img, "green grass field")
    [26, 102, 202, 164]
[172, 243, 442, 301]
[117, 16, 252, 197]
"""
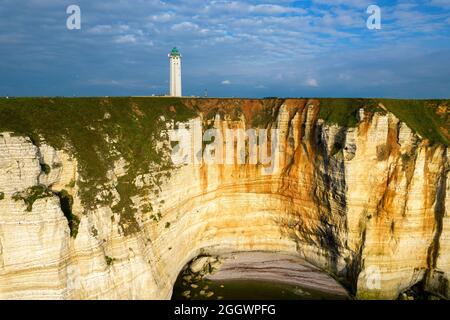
[317, 98, 449, 146]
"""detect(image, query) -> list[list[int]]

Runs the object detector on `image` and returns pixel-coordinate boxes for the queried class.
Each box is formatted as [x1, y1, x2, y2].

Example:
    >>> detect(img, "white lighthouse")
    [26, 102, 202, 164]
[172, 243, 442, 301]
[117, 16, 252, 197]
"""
[169, 47, 182, 97]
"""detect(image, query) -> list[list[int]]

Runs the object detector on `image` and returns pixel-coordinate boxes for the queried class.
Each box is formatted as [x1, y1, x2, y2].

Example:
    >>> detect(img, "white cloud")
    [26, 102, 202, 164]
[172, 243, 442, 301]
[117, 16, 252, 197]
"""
[312, 0, 371, 8]
[89, 24, 130, 35]
[118, 25, 130, 32]
[306, 78, 319, 87]
[88, 24, 113, 34]
[171, 21, 199, 31]
[429, 0, 450, 8]
[204, 2, 306, 16]
[250, 4, 306, 15]
[221, 80, 231, 85]
[114, 34, 136, 44]
[150, 12, 174, 22]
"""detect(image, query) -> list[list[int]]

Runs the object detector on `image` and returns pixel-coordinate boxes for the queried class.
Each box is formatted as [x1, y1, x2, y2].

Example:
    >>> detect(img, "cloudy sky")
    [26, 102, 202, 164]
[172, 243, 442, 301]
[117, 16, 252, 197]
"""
[0, 0, 449, 98]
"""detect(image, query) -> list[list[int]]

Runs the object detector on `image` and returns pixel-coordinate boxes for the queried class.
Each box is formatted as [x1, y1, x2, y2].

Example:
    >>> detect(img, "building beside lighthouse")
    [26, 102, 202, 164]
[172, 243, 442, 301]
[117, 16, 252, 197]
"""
[169, 47, 182, 97]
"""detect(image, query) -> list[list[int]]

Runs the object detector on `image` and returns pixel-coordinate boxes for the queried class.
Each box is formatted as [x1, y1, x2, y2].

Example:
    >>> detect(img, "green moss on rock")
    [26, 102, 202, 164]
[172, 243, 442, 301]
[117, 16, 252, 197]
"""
[12, 185, 53, 211]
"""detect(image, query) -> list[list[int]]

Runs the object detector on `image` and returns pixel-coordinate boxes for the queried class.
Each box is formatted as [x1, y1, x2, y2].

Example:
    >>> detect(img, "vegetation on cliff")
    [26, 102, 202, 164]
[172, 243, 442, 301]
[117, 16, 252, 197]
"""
[317, 98, 449, 146]
[11, 185, 54, 212]
[317, 98, 380, 127]
[0, 97, 196, 234]
[379, 99, 449, 146]
[0, 97, 447, 236]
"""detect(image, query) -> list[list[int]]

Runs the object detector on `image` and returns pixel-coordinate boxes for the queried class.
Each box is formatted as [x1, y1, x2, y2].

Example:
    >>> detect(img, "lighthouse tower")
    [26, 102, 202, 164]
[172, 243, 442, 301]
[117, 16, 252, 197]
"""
[169, 47, 182, 97]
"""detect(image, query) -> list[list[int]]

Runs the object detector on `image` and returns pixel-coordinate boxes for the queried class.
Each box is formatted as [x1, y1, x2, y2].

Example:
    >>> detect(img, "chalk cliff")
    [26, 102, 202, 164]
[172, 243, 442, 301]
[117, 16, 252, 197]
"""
[0, 98, 448, 300]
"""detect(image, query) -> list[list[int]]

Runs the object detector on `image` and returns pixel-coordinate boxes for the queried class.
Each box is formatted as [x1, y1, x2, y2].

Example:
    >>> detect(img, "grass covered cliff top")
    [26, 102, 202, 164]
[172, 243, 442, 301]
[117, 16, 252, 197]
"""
[317, 98, 449, 146]
[0, 97, 448, 234]
[0, 97, 198, 234]
[0, 97, 448, 153]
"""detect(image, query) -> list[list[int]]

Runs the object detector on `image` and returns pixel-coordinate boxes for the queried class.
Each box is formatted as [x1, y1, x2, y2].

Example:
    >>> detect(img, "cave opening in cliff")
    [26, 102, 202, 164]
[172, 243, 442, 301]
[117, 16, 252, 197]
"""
[171, 251, 350, 300]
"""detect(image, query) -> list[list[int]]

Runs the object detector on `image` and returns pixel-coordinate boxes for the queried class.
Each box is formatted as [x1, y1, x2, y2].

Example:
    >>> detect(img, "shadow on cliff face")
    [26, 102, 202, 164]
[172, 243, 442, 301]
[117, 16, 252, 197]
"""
[425, 158, 448, 298]
[316, 125, 349, 274]
[56, 190, 80, 238]
[291, 122, 353, 292]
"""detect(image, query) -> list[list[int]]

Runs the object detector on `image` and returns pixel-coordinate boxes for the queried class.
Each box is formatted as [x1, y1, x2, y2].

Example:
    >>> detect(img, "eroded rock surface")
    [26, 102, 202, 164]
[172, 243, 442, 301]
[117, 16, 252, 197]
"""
[0, 99, 448, 300]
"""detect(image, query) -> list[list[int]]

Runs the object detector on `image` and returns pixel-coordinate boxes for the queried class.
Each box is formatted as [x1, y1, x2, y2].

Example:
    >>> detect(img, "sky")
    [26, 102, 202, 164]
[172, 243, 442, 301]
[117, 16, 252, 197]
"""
[0, 0, 449, 98]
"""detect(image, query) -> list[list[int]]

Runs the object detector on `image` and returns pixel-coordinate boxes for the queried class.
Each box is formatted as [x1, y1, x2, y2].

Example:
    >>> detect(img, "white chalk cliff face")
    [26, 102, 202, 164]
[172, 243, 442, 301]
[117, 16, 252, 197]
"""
[0, 99, 448, 300]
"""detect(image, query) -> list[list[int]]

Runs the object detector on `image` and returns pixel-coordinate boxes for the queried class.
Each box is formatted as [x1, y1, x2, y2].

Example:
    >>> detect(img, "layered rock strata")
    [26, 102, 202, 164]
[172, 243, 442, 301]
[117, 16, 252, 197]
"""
[0, 99, 448, 300]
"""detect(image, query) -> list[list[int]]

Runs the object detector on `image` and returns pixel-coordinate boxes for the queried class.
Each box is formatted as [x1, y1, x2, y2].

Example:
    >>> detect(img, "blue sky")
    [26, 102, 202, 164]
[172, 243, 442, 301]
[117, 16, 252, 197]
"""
[0, 0, 449, 98]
